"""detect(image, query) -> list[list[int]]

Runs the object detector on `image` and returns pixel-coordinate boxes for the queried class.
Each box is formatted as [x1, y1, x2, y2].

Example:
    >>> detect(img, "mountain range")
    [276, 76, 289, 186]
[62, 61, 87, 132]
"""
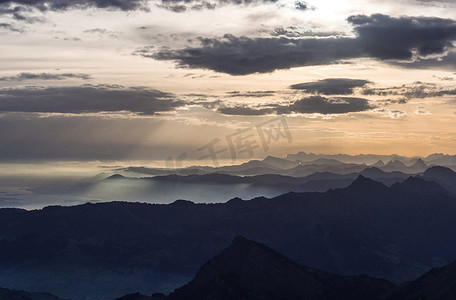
[118, 153, 447, 178]
[3, 152, 455, 210]
[1, 173, 456, 299]
[64, 165, 454, 204]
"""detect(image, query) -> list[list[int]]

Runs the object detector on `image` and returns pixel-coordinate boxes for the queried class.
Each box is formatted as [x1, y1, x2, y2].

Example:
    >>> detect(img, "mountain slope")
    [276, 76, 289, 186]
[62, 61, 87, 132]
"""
[261, 156, 299, 169]
[0, 287, 62, 300]
[423, 166, 456, 194]
[168, 236, 397, 300]
[371, 160, 385, 167]
[122, 237, 456, 300]
[401, 259, 456, 300]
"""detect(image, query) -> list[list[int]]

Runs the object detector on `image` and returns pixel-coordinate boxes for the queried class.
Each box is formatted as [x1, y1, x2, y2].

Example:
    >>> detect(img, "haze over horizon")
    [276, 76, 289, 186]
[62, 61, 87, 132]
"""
[1, 0, 456, 165]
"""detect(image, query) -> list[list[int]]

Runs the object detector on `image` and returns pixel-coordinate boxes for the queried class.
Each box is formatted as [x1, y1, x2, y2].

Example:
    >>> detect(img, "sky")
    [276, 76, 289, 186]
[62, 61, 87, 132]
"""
[1, 0, 456, 168]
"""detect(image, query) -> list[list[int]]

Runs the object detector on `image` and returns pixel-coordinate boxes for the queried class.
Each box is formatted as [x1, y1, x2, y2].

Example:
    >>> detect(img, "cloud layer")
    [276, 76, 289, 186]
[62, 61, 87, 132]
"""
[158, 0, 278, 12]
[143, 14, 456, 75]
[0, 85, 184, 115]
[0, 0, 280, 16]
[363, 81, 456, 100]
[0, 72, 92, 81]
[290, 78, 371, 95]
[0, 0, 148, 12]
[218, 96, 374, 115]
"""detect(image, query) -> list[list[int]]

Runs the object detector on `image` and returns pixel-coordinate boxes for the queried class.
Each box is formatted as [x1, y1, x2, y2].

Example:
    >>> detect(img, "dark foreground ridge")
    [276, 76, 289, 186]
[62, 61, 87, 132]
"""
[119, 236, 456, 300]
[167, 236, 397, 300]
[3, 235, 455, 299]
[0, 287, 62, 300]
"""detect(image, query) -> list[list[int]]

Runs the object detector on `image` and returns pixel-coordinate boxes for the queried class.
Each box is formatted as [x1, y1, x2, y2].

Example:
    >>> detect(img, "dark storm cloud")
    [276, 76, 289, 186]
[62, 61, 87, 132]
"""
[277, 96, 374, 114]
[157, 0, 216, 12]
[392, 50, 456, 71]
[0, 0, 278, 15]
[143, 14, 456, 75]
[362, 81, 456, 100]
[146, 34, 360, 75]
[156, 0, 281, 12]
[158, 0, 277, 12]
[160, 0, 276, 4]
[218, 105, 274, 115]
[217, 96, 374, 115]
[0, 85, 185, 115]
[0, 72, 92, 81]
[0, 0, 148, 11]
[294, 0, 308, 10]
[0, 6, 43, 22]
[270, 27, 342, 38]
[226, 90, 275, 97]
[347, 14, 456, 59]
[0, 22, 23, 32]
[290, 78, 372, 95]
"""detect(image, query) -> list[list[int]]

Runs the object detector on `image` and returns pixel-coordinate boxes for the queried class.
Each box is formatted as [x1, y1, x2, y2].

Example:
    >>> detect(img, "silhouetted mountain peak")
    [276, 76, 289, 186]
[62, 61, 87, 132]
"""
[424, 166, 455, 177]
[263, 155, 277, 161]
[168, 236, 398, 300]
[353, 174, 375, 182]
[240, 160, 270, 168]
[0, 287, 63, 300]
[386, 160, 406, 168]
[224, 235, 305, 270]
[107, 174, 126, 180]
[371, 160, 385, 167]
[116, 292, 155, 300]
[392, 176, 449, 196]
[402, 175, 426, 184]
[226, 197, 244, 205]
[169, 199, 195, 207]
[168, 235, 324, 300]
[345, 175, 387, 193]
[262, 156, 298, 169]
[425, 153, 448, 160]
[412, 158, 427, 167]
[421, 166, 456, 195]
[230, 235, 255, 248]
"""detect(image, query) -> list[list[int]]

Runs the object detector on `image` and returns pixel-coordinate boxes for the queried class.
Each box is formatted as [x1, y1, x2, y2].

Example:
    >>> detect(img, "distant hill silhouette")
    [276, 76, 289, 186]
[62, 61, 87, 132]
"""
[381, 160, 408, 172]
[391, 176, 452, 196]
[69, 167, 417, 204]
[118, 153, 451, 179]
[423, 166, 456, 194]
[116, 153, 456, 179]
[424, 153, 456, 166]
[261, 156, 300, 169]
[371, 160, 386, 167]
